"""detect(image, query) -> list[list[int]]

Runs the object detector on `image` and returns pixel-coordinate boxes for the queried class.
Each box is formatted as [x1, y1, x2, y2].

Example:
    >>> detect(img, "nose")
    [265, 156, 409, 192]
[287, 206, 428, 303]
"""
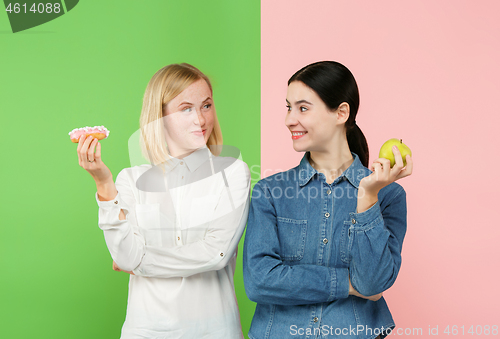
[285, 109, 298, 129]
[196, 109, 206, 127]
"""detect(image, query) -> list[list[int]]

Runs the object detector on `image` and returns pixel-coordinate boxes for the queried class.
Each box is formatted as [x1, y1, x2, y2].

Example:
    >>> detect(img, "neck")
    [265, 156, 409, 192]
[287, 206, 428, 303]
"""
[169, 147, 196, 159]
[308, 137, 353, 183]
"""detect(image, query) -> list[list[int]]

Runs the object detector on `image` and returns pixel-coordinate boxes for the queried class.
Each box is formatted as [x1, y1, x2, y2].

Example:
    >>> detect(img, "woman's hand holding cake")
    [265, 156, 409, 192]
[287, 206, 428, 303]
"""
[75, 128, 117, 203]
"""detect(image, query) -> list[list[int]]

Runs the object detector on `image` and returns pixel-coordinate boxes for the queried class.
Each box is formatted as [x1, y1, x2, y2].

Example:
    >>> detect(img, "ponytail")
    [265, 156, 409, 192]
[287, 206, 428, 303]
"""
[346, 123, 369, 167]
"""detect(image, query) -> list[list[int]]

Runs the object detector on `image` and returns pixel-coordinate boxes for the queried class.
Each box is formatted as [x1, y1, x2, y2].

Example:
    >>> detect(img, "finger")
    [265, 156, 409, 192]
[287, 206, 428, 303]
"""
[370, 158, 383, 171]
[395, 155, 413, 180]
[77, 135, 86, 166]
[378, 157, 392, 177]
[95, 140, 102, 162]
[392, 145, 404, 170]
[371, 162, 383, 181]
[84, 136, 94, 162]
[372, 162, 383, 173]
[77, 134, 84, 152]
[88, 138, 98, 162]
[112, 261, 121, 272]
[78, 135, 93, 163]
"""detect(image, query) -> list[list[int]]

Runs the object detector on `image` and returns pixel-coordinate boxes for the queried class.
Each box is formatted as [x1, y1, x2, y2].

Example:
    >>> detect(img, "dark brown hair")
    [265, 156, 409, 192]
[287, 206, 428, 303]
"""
[288, 61, 369, 167]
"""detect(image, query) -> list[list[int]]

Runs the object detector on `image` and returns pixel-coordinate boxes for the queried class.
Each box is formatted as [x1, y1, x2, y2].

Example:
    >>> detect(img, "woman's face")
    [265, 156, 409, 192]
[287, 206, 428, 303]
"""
[285, 81, 344, 153]
[163, 79, 215, 158]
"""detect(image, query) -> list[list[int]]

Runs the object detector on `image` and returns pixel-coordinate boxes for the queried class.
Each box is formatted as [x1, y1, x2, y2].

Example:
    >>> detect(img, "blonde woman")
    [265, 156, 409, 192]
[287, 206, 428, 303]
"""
[77, 63, 251, 338]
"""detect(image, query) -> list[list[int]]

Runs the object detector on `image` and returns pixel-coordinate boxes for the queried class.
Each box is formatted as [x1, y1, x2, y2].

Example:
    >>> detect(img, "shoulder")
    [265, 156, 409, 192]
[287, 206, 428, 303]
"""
[253, 166, 300, 193]
[115, 164, 156, 190]
[212, 157, 250, 182]
[117, 164, 152, 179]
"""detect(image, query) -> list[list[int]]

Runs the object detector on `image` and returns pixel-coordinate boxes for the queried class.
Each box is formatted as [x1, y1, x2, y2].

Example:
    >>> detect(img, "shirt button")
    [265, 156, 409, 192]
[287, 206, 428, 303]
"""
[352, 218, 356, 224]
[325, 212, 330, 218]
[180, 161, 184, 165]
[181, 176, 184, 179]
[323, 238, 328, 244]
[177, 237, 180, 240]
[220, 253, 224, 257]
[313, 317, 319, 323]
[114, 200, 118, 204]
[327, 189, 331, 195]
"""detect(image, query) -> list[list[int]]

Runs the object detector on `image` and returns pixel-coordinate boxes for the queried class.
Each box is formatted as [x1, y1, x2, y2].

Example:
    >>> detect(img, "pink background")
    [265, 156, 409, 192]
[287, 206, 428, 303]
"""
[261, 0, 500, 336]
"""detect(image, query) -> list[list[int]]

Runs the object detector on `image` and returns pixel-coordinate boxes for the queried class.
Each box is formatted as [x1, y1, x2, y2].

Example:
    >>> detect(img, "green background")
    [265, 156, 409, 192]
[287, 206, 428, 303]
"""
[0, 1, 260, 338]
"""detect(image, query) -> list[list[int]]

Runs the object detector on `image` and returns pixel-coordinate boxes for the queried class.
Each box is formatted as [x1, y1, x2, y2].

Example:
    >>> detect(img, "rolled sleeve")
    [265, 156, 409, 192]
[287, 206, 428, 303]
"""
[96, 169, 145, 272]
[95, 191, 129, 230]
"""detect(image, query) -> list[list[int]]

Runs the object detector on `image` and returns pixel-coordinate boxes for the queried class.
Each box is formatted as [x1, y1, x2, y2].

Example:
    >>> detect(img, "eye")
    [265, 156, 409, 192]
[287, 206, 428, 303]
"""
[203, 103, 212, 109]
[300, 106, 308, 112]
[182, 107, 192, 112]
[286, 105, 291, 112]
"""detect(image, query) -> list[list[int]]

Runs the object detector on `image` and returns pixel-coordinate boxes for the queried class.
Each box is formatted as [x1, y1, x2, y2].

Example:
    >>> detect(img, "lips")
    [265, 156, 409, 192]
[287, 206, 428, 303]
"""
[192, 129, 206, 136]
[291, 131, 307, 140]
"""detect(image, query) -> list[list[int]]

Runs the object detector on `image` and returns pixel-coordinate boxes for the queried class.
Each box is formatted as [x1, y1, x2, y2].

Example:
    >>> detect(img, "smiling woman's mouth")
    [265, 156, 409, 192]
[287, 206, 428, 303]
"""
[291, 131, 307, 140]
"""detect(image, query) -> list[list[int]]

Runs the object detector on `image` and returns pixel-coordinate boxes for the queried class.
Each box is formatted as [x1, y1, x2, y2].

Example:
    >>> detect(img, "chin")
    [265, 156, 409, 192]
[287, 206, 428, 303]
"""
[292, 144, 307, 153]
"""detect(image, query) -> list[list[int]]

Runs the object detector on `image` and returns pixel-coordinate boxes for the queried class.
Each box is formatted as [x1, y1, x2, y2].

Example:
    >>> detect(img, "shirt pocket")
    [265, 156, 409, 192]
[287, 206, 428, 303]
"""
[135, 203, 162, 247]
[277, 217, 307, 261]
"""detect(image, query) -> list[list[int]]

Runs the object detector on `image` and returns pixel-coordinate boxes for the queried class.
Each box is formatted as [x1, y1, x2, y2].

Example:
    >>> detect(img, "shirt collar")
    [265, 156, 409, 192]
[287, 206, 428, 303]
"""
[183, 145, 212, 172]
[298, 152, 367, 188]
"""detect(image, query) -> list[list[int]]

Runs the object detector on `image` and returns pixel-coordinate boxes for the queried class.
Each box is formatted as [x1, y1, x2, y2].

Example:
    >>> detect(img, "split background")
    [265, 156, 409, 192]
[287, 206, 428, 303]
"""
[1, 1, 499, 338]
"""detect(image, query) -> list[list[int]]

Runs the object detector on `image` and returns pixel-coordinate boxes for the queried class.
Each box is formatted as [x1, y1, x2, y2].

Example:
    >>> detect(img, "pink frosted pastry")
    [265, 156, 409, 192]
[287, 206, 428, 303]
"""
[68, 125, 110, 143]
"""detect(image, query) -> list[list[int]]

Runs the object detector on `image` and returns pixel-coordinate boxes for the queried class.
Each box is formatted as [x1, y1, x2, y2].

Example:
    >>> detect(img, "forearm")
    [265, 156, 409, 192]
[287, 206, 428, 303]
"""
[349, 189, 406, 296]
[356, 190, 378, 213]
[243, 255, 350, 305]
[102, 224, 144, 272]
[97, 198, 145, 271]
[134, 199, 249, 278]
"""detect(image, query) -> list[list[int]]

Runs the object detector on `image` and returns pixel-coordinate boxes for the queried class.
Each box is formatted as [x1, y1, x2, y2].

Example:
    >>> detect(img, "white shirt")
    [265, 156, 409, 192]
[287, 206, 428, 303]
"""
[95, 146, 251, 339]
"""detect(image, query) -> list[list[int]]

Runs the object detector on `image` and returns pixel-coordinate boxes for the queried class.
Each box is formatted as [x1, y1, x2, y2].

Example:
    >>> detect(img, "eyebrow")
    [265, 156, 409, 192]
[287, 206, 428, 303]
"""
[286, 99, 313, 105]
[178, 97, 212, 107]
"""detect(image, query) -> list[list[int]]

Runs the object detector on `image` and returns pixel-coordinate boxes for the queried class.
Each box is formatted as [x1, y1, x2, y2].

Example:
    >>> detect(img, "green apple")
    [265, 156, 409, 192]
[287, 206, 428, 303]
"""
[379, 138, 412, 167]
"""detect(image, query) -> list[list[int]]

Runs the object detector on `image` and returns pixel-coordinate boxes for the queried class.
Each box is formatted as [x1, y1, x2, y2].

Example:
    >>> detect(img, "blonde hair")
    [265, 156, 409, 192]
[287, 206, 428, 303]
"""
[139, 63, 223, 167]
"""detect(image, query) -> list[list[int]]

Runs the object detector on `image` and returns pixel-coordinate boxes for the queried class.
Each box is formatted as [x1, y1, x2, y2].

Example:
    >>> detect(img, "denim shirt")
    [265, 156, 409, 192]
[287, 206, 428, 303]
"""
[243, 152, 407, 339]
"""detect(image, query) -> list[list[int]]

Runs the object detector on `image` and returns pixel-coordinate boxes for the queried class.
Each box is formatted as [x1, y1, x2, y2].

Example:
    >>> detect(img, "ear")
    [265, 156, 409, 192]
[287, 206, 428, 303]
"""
[336, 102, 350, 124]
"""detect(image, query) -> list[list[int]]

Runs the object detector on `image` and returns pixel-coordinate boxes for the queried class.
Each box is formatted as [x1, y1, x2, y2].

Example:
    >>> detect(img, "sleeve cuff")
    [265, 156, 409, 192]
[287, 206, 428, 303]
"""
[95, 191, 120, 208]
[96, 191, 129, 230]
[350, 200, 382, 226]
[329, 267, 350, 301]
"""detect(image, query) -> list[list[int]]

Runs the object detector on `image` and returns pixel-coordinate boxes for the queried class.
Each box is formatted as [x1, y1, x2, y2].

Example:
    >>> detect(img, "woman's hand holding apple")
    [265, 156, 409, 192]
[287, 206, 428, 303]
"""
[357, 146, 413, 213]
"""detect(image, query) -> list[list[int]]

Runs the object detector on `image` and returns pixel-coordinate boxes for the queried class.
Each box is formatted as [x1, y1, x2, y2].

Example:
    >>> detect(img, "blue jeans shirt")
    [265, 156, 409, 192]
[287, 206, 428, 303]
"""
[243, 152, 407, 339]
